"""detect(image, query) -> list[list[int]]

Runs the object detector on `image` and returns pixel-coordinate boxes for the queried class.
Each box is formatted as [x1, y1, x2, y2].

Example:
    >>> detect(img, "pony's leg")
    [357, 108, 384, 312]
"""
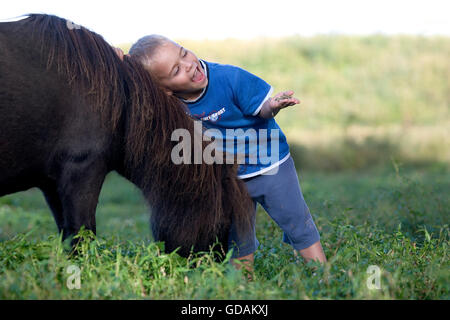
[56, 160, 107, 244]
[41, 183, 64, 233]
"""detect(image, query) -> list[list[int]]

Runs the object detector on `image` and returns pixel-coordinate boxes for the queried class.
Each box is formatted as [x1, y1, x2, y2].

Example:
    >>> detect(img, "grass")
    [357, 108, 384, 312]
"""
[1, 35, 449, 299]
[0, 165, 448, 299]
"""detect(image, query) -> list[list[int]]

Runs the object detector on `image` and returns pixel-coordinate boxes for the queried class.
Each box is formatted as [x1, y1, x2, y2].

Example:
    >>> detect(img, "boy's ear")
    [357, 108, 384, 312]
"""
[164, 89, 173, 96]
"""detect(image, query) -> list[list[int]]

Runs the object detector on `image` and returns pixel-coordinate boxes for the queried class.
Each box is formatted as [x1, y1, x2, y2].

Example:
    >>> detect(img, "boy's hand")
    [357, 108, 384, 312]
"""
[258, 91, 301, 119]
[112, 46, 125, 61]
[270, 91, 300, 110]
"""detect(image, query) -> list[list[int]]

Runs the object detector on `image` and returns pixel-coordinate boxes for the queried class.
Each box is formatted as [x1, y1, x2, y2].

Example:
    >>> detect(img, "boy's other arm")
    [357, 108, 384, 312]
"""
[258, 91, 300, 119]
[112, 47, 129, 60]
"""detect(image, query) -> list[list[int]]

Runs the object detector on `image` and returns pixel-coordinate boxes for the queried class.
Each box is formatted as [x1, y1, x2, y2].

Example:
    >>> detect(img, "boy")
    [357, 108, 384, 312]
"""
[114, 36, 326, 273]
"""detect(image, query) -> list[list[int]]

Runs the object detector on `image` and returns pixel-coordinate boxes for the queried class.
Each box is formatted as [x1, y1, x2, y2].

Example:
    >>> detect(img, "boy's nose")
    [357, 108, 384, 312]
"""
[182, 61, 196, 72]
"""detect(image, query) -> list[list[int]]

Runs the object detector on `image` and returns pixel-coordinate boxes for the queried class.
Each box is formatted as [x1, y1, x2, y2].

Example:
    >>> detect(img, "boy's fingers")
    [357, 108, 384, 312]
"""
[275, 91, 297, 100]
[281, 99, 300, 108]
[280, 98, 300, 104]
[281, 91, 294, 98]
[113, 47, 125, 60]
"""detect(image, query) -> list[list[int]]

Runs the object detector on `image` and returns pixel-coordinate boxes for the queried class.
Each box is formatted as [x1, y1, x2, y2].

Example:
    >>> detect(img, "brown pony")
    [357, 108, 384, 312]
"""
[0, 14, 253, 257]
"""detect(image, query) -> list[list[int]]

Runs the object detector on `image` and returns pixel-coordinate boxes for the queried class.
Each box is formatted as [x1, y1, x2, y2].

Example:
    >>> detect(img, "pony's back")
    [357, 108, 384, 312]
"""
[0, 14, 254, 258]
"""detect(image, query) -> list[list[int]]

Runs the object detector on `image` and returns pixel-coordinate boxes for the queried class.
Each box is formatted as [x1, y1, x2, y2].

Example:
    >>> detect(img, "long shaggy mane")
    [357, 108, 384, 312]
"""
[22, 14, 253, 256]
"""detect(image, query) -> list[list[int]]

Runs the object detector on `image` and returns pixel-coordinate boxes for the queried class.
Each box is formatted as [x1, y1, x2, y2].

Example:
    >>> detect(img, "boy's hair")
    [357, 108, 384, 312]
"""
[129, 34, 173, 70]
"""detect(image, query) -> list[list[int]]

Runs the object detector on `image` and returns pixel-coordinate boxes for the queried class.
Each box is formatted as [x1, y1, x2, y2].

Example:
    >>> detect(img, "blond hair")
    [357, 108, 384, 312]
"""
[129, 34, 174, 70]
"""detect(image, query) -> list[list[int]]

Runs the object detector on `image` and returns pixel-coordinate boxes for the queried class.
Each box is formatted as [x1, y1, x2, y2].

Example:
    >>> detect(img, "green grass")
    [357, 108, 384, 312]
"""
[1, 35, 449, 299]
[0, 165, 448, 299]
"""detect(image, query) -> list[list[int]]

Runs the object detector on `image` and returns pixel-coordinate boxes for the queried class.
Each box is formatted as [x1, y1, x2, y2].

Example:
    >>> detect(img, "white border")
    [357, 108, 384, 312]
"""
[0, 15, 30, 22]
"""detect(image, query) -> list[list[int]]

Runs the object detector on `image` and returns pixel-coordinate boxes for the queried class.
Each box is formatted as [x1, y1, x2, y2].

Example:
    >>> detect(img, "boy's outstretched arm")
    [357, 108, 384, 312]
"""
[258, 91, 300, 119]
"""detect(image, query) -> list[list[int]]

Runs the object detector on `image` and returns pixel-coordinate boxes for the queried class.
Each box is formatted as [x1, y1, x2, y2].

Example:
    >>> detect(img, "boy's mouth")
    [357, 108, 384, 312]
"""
[192, 66, 205, 83]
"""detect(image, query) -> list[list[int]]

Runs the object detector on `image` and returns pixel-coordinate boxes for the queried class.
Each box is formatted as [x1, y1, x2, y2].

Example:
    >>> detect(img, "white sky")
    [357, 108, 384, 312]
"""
[1, 0, 449, 44]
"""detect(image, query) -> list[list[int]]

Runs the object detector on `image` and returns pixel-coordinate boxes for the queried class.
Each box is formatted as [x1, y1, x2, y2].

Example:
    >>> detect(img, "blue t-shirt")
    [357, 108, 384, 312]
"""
[184, 60, 290, 179]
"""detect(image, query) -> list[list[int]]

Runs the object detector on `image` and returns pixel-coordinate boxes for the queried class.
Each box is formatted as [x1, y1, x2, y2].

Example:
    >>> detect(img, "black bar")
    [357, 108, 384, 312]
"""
[0, 300, 445, 319]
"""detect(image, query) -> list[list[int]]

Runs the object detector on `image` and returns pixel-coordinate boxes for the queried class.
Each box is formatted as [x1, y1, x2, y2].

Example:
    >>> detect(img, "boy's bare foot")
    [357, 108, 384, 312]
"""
[231, 253, 254, 281]
[231, 241, 326, 281]
[296, 241, 327, 263]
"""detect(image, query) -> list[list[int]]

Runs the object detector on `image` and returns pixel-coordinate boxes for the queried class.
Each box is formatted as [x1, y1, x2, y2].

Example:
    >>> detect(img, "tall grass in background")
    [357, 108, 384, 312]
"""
[121, 35, 450, 171]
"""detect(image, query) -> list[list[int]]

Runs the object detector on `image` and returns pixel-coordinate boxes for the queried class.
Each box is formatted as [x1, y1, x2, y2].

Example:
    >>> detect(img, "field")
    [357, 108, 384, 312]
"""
[0, 35, 448, 299]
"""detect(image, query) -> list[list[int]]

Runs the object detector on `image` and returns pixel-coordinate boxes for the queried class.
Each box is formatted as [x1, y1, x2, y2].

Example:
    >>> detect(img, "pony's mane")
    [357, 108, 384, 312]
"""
[26, 14, 126, 130]
[121, 57, 253, 252]
[23, 14, 253, 254]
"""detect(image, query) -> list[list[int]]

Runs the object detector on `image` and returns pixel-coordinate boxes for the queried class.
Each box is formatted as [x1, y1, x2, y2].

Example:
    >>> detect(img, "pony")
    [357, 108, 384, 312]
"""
[0, 14, 253, 257]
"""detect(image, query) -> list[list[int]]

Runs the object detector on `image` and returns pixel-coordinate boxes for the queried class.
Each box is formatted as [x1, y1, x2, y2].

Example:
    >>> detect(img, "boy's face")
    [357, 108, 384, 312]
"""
[148, 41, 208, 100]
